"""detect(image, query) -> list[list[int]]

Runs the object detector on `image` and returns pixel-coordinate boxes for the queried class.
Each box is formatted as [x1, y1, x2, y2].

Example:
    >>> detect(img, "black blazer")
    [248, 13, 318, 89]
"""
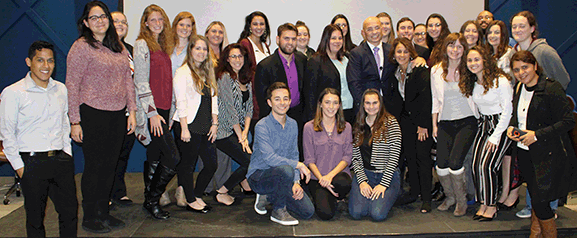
[303, 54, 344, 121]
[346, 41, 395, 114]
[510, 75, 576, 203]
[255, 49, 307, 119]
[415, 44, 430, 61]
[384, 65, 432, 129]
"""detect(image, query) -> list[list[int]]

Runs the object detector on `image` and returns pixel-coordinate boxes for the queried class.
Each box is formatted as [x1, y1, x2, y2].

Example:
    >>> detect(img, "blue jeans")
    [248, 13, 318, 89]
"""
[248, 165, 314, 219]
[349, 169, 401, 221]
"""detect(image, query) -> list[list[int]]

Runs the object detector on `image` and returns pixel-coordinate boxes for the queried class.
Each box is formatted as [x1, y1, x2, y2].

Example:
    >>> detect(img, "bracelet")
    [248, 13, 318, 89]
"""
[71, 122, 80, 125]
[212, 123, 218, 126]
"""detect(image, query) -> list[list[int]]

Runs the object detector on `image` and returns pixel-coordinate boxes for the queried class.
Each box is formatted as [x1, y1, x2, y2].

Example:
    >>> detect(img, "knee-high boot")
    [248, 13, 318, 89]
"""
[144, 164, 176, 220]
[436, 174, 455, 211]
[539, 216, 557, 238]
[451, 171, 468, 217]
[143, 160, 160, 194]
[530, 210, 543, 238]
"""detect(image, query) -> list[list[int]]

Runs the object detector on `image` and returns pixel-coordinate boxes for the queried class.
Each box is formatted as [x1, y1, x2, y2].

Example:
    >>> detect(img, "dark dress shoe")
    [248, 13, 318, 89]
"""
[143, 202, 170, 220]
[479, 212, 497, 222]
[82, 219, 111, 233]
[112, 198, 133, 207]
[241, 187, 256, 196]
[103, 214, 126, 228]
[498, 198, 519, 211]
[186, 205, 210, 213]
[420, 202, 432, 213]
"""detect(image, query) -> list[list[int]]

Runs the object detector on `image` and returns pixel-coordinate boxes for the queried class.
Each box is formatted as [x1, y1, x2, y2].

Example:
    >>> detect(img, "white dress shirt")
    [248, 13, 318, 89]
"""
[516, 86, 534, 150]
[0, 72, 72, 170]
[172, 64, 218, 124]
[248, 37, 270, 64]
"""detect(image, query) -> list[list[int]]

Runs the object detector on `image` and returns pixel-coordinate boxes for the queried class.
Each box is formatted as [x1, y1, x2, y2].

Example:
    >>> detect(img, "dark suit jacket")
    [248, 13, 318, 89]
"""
[255, 49, 307, 119]
[415, 44, 430, 61]
[510, 75, 576, 203]
[383, 65, 432, 129]
[303, 54, 343, 121]
[346, 41, 395, 114]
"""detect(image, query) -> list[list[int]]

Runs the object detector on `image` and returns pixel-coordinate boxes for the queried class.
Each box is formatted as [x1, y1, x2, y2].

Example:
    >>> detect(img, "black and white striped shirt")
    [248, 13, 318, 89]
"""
[352, 116, 402, 187]
[216, 73, 253, 140]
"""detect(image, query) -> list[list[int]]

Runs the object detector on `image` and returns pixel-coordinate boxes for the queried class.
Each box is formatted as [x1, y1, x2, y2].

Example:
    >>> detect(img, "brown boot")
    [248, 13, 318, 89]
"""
[436, 174, 455, 211]
[530, 210, 542, 238]
[451, 172, 467, 217]
[539, 216, 557, 238]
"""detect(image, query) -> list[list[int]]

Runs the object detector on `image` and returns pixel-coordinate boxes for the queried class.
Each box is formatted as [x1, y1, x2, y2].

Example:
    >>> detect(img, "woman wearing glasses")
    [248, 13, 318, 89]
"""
[67, 1, 136, 233]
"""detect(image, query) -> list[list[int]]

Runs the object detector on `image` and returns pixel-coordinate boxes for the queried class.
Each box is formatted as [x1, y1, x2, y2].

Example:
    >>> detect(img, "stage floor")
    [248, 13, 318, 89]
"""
[1, 173, 577, 237]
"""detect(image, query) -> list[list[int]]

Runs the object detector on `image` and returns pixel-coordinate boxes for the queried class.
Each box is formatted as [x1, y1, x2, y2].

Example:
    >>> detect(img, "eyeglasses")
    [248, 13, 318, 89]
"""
[428, 23, 441, 28]
[88, 14, 108, 22]
[114, 20, 128, 26]
[229, 54, 244, 60]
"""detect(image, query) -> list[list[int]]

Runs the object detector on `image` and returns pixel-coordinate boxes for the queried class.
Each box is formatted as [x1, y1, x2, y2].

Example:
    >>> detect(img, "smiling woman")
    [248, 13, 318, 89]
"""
[132, 4, 180, 220]
[66, 0, 136, 233]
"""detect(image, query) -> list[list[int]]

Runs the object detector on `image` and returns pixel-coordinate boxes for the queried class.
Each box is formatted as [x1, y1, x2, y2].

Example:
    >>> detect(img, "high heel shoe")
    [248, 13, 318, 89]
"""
[240, 186, 256, 196]
[214, 192, 236, 206]
[472, 213, 483, 220]
[479, 212, 497, 222]
[185, 204, 211, 213]
[498, 198, 519, 211]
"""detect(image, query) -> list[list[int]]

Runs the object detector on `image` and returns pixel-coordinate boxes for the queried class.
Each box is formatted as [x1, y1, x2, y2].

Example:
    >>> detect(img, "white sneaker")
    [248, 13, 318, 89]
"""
[270, 207, 298, 226]
[254, 194, 268, 215]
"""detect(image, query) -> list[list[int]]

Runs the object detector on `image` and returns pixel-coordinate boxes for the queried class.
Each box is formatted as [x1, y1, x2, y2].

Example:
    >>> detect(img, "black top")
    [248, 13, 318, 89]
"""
[360, 124, 376, 170]
[190, 86, 212, 135]
[242, 89, 249, 103]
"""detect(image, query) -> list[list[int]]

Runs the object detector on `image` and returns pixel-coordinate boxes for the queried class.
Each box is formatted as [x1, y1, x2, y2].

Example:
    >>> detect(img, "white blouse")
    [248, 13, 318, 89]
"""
[472, 75, 513, 145]
[249, 37, 270, 64]
[516, 86, 534, 150]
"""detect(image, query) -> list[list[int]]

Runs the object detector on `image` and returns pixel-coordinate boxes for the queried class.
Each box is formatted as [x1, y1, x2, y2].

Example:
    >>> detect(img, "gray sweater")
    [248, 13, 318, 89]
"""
[516, 39, 570, 89]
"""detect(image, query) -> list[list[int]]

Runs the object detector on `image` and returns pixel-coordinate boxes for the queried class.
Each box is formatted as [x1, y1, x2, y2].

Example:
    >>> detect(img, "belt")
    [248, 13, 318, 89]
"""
[20, 150, 61, 157]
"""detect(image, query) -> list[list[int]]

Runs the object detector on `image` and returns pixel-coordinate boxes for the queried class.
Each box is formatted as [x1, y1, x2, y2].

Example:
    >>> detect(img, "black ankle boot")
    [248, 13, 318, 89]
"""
[144, 164, 176, 220]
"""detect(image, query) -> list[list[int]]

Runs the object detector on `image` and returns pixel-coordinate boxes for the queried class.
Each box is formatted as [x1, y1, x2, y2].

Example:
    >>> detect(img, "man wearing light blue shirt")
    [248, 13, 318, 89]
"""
[0, 41, 77, 237]
[247, 82, 314, 226]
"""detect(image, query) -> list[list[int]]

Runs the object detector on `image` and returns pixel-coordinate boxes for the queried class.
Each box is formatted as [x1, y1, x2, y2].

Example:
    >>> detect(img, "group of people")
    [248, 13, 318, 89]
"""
[0, 0, 574, 237]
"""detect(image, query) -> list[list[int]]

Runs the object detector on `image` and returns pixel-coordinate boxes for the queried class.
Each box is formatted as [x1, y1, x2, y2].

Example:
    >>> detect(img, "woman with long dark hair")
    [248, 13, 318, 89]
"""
[331, 14, 357, 53]
[133, 4, 180, 220]
[172, 35, 219, 213]
[506, 50, 575, 237]
[238, 11, 271, 131]
[459, 46, 513, 221]
[384, 37, 433, 213]
[459, 20, 484, 50]
[431, 33, 478, 217]
[349, 89, 402, 221]
[426, 13, 451, 66]
[212, 43, 254, 205]
[303, 88, 352, 220]
[66, 0, 136, 233]
[304, 24, 354, 123]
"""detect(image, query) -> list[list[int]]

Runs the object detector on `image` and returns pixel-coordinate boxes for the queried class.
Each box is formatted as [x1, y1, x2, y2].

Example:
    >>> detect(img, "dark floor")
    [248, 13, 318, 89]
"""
[1, 173, 577, 237]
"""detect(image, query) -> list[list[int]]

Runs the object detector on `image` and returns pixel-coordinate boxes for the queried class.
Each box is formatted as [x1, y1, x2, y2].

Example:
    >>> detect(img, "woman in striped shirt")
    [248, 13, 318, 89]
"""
[348, 89, 402, 221]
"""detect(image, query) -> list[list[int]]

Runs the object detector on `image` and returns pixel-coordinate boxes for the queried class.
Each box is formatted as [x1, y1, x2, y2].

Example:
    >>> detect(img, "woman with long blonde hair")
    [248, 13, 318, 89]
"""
[133, 4, 179, 220]
[172, 35, 219, 213]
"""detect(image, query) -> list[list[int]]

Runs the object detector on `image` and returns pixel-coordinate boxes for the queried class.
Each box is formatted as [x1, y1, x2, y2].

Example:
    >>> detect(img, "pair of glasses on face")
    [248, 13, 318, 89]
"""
[88, 14, 108, 22]
[229, 54, 244, 59]
[428, 23, 441, 28]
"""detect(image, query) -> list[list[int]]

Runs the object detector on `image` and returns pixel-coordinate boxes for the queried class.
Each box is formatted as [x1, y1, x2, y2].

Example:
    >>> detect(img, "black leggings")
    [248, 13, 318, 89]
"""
[517, 149, 555, 220]
[307, 172, 351, 220]
[214, 134, 251, 191]
[146, 109, 180, 170]
[174, 122, 217, 202]
[437, 116, 476, 170]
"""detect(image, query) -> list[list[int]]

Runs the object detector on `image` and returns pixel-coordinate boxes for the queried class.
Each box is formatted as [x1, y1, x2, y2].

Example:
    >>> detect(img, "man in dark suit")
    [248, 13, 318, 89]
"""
[397, 17, 431, 61]
[255, 23, 307, 122]
[346, 16, 395, 115]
